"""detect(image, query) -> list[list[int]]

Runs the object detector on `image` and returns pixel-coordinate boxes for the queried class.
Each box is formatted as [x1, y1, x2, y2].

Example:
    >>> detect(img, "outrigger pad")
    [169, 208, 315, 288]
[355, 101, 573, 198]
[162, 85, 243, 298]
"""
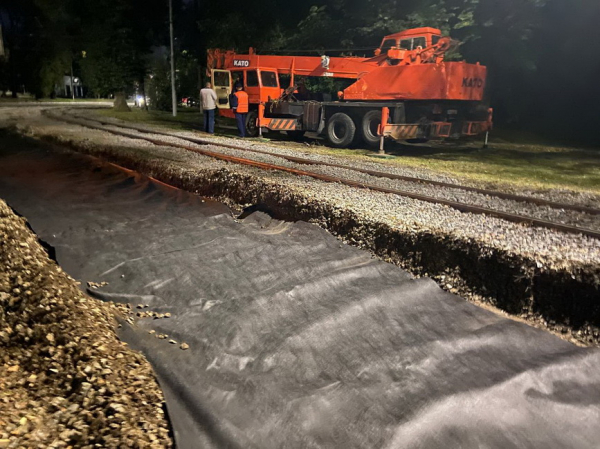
[1, 135, 600, 449]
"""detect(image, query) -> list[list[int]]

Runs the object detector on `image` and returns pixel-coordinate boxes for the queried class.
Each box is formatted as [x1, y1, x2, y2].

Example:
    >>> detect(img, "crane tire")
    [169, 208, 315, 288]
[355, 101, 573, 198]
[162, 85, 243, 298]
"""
[360, 110, 382, 147]
[326, 112, 356, 148]
[245, 110, 259, 137]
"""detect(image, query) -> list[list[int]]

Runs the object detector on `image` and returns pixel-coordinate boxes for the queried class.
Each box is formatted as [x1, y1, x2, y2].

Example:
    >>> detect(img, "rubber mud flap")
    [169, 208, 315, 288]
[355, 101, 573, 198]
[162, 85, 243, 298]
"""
[1, 135, 600, 449]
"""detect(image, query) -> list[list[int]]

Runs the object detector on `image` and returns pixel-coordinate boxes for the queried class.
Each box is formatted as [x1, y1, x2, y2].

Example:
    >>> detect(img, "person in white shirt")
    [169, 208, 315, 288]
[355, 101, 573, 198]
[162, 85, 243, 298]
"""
[200, 82, 218, 134]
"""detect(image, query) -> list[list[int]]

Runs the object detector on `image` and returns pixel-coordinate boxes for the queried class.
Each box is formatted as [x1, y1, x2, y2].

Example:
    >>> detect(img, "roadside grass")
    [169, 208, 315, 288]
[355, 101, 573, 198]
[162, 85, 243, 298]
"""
[0, 97, 112, 103]
[271, 137, 600, 194]
[97, 108, 205, 131]
[47, 98, 113, 103]
[324, 142, 600, 194]
[97, 107, 241, 135]
[406, 145, 600, 193]
[94, 108, 600, 194]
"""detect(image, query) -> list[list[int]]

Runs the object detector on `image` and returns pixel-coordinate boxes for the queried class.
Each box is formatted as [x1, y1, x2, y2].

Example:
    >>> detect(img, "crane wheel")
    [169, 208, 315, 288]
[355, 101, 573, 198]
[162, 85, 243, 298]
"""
[360, 110, 382, 147]
[245, 110, 259, 137]
[326, 113, 356, 148]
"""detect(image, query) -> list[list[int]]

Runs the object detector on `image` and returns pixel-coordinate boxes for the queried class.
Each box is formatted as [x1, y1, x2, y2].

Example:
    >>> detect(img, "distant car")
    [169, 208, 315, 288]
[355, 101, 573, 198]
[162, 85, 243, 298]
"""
[135, 95, 146, 108]
[181, 97, 198, 108]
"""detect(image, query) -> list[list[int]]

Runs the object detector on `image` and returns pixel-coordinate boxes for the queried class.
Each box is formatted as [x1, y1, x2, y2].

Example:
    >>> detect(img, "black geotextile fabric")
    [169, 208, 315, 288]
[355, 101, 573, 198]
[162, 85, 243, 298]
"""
[1, 137, 600, 449]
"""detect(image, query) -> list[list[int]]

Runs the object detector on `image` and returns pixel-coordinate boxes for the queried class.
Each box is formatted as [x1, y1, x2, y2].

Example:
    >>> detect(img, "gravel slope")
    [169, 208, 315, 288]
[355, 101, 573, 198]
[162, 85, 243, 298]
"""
[35, 108, 600, 266]
[0, 199, 172, 448]
[72, 108, 600, 209]
[88, 119, 599, 232]
[2, 106, 599, 346]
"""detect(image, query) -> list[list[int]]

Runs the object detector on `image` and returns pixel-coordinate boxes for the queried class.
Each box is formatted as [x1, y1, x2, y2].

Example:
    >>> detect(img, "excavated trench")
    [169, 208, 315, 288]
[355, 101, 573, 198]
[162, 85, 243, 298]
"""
[2, 131, 600, 448]
[158, 173, 600, 336]
[37, 130, 600, 344]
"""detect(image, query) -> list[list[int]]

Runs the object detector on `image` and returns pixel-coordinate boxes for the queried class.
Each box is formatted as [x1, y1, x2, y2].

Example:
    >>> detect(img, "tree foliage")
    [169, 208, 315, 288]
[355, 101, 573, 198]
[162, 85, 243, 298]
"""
[0, 0, 598, 140]
[75, 0, 166, 97]
[146, 49, 173, 111]
[0, 0, 72, 97]
[0, 0, 166, 98]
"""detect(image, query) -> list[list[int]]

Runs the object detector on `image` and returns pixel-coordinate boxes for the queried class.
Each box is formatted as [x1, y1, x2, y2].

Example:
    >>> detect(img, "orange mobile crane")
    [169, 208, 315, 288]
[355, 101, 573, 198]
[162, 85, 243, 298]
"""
[207, 27, 493, 148]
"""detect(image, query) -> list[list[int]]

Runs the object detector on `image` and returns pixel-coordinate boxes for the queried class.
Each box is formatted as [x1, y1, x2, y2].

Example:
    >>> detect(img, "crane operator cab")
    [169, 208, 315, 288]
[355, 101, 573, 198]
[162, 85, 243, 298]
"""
[375, 27, 443, 60]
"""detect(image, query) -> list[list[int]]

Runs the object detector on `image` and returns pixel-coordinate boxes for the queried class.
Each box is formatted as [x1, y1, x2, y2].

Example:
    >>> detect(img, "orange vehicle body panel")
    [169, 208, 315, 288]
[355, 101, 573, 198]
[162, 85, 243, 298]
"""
[226, 68, 279, 106]
[220, 109, 235, 119]
[208, 51, 373, 80]
[209, 49, 487, 102]
[207, 26, 492, 140]
[342, 62, 487, 101]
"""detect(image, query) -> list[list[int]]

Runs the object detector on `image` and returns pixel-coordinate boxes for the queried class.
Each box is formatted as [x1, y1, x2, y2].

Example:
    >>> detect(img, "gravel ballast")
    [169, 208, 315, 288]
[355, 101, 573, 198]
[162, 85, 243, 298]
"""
[111, 126, 600, 232]
[2, 106, 599, 346]
[41, 109, 600, 265]
[68, 108, 600, 209]
[0, 199, 172, 448]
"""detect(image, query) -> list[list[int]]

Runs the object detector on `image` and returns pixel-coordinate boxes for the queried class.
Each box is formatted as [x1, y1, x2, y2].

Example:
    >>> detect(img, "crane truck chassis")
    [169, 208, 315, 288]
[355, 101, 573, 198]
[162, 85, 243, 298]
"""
[207, 27, 493, 148]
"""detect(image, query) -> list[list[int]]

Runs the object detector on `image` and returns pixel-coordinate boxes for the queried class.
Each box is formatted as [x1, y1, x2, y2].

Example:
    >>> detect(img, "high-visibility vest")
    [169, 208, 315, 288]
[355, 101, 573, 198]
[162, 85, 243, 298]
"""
[234, 91, 249, 114]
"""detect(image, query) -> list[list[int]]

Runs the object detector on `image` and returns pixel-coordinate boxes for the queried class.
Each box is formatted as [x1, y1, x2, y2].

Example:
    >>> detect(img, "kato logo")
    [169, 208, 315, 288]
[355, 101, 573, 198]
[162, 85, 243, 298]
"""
[233, 60, 250, 67]
[462, 77, 484, 88]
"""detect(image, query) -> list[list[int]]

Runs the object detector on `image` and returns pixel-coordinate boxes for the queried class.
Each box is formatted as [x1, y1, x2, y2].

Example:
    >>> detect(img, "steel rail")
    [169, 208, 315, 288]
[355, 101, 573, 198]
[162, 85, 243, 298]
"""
[67, 113, 600, 216]
[49, 113, 600, 240]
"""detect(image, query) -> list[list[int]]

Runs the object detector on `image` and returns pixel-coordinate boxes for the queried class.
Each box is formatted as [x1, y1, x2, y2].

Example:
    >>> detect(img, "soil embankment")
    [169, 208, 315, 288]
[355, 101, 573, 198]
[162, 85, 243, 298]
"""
[47, 133, 600, 345]
[0, 200, 172, 448]
[2, 106, 599, 345]
[2, 147, 600, 449]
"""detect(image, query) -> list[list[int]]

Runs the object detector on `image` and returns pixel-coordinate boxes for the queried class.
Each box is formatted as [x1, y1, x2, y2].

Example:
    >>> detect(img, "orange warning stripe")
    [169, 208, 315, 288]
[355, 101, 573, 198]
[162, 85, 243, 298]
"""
[268, 119, 297, 131]
[384, 124, 420, 140]
[398, 125, 418, 138]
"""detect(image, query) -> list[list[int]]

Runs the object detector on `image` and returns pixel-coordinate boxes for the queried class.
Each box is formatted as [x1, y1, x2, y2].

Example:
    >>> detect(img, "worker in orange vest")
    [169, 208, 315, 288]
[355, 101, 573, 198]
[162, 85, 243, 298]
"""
[230, 83, 249, 137]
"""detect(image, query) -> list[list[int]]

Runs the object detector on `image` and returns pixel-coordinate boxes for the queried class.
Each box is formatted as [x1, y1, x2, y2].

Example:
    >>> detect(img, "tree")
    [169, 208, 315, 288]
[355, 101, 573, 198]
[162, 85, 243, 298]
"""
[76, 0, 166, 98]
[525, 0, 600, 139]
[0, 0, 75, 98]
[146, 48, 173, 111]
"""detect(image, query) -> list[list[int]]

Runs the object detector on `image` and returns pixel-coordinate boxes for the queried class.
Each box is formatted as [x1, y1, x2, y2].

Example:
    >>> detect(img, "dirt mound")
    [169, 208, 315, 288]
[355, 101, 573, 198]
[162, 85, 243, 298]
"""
[0, 200, 172, 448]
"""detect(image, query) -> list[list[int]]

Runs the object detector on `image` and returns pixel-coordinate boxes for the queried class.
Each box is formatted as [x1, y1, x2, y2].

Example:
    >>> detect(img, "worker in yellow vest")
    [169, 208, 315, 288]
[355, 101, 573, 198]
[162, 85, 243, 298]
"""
[230, 84, 249, 138]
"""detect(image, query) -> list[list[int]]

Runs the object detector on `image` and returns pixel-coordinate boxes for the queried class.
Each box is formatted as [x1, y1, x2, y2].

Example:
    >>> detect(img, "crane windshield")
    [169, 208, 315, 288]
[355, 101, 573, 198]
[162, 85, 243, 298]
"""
[400, 37, 427, 50]
[246, 70, 259, 87]
[381, 39, 397, 52]
[261, 71, 279, 88]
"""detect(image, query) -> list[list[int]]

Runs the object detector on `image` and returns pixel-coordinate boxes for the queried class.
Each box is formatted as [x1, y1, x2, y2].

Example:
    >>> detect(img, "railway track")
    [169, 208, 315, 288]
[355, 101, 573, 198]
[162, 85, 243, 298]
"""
[47, 111, 600, 240]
